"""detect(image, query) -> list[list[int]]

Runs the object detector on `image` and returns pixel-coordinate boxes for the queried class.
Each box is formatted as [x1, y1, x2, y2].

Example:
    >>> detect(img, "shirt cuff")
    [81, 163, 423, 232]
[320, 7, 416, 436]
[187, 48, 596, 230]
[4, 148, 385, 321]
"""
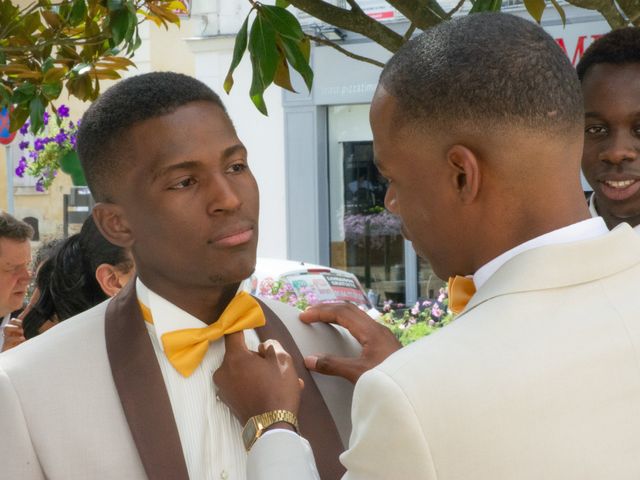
[247, 429, 320, 480]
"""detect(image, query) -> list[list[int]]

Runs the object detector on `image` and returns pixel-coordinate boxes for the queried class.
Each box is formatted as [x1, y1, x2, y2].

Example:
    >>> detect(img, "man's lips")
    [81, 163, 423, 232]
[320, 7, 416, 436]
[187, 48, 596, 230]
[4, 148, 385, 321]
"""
[597, 177, 640, 202]
[210, 227, 254, 247]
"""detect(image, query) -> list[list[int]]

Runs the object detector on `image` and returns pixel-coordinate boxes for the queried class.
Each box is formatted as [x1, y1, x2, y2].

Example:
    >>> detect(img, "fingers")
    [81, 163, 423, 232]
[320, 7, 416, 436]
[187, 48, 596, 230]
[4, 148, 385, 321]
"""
[300, 303, 381, 345]
[304, 354, 366, 384]
[223, 331, 248, 353]
[9, 318, 22, 327]
[2, 325, 26, 352]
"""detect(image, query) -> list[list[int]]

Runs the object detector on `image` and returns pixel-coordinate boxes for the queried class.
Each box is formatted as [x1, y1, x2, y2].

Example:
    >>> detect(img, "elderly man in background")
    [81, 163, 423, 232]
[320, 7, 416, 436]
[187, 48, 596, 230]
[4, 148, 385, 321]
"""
[0, 212, 32, 352]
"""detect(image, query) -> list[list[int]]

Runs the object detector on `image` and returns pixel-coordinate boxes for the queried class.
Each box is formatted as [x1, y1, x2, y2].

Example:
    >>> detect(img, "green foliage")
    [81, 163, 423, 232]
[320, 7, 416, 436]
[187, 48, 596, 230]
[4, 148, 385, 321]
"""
[0, 0, 181, 134]
[224, 3, 313, 116]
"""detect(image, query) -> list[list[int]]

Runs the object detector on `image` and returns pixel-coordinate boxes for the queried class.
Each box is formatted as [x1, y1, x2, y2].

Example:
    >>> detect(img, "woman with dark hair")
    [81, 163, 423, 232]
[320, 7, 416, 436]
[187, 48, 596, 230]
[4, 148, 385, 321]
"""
[22, 216, 134, 339]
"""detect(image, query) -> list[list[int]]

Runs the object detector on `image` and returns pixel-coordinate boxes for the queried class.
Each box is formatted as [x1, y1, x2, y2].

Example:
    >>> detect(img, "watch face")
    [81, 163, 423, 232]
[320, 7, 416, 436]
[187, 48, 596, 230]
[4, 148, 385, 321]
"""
[242, 419, 259, 449]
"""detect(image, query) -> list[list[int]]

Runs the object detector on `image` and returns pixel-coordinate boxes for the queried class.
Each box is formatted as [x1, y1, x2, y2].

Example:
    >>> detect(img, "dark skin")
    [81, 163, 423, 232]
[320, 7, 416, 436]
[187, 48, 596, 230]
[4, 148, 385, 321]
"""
[216, 86, 590, 425]
[581, 63, 640, 229]
[93, 101, 260, 325]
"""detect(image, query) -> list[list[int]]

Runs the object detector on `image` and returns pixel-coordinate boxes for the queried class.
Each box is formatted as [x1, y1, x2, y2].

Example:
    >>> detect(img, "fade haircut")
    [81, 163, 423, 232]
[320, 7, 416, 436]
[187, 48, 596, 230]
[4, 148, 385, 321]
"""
[0, 211, 33, 242]
[576, 27, 640, 81]
[380, 13, 583, 137]
[77, 72, 227, 201]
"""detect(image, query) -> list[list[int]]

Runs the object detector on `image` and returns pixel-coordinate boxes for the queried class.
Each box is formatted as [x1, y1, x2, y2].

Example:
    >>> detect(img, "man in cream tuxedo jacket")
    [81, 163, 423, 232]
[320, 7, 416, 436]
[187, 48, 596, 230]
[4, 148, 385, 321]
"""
[214, 13, 640, 480]
[0, 73, 358, 480]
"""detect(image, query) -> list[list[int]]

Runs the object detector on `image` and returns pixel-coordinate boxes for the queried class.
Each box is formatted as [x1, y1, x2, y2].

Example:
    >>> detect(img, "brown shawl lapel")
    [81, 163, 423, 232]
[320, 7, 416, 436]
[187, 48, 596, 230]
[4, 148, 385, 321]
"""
[105, 279, 190, 480]
[105, 280, 345, 480]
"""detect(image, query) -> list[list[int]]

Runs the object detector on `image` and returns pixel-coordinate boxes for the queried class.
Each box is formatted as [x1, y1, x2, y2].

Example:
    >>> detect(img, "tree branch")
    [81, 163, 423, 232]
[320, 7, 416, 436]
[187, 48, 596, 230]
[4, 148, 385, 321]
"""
[287, 0, 405, 52]
[616, 0, 640, 26]
[384, 0, 447, 30]
[344, 0, 364, 15]
[402, 23, 416, 42]
[446, 0, 466, 18]
[564, 0, 628, 29]
[306, 34, 385, 67]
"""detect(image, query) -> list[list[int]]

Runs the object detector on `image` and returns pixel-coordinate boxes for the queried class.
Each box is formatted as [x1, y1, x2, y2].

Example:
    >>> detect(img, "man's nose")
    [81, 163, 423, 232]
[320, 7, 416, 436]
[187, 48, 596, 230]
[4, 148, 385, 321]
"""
[599, 131, 639, 165]
[206, 176, 242, 214]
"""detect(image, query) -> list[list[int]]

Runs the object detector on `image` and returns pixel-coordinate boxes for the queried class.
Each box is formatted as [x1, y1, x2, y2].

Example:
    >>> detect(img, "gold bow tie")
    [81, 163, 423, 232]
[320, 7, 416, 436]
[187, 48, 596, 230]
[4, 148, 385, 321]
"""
[140, 291, 265, 377]
[447, 276, 476, 315]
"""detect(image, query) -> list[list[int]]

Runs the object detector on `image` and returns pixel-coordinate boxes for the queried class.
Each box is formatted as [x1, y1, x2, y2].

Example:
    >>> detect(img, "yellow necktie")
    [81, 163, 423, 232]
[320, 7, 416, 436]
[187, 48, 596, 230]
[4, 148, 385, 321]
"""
[447, 276, 476, 315]
[139, 291, 265, 377]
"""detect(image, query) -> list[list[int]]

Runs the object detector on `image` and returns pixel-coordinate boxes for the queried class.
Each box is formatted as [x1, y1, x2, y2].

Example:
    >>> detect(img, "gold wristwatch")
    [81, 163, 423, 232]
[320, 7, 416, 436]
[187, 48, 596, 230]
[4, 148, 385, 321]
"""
[242, 410, 299, 451]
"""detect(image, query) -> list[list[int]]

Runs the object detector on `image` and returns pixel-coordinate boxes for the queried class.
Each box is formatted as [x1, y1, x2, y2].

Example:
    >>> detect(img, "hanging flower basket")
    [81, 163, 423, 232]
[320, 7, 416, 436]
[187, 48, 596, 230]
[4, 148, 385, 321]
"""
[14, 105, 85, 191]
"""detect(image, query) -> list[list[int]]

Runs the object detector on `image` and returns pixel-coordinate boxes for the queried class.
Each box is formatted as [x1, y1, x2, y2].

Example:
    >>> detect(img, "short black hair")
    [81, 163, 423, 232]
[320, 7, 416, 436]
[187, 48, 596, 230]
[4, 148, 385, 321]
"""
[380, 13, 583, 137]
[576, 27, 640, 81]
[77, 72, 227, 201]
[0, 211, 33, 242]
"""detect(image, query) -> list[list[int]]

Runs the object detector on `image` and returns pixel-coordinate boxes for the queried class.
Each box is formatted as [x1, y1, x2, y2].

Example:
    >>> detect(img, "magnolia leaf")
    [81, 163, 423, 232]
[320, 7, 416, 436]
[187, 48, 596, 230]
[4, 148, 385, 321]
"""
[549, 0, 566, 26]
[89, 67, 121, 80]
[168, 1, 187, 12]
[469, 0, 502, 13]
[69, 0, 88, 26]
[41, 10, 62, 29]
[11, 82, 36, 105]
[9, 106, 30, 133]
[275, 0, 290, 7]
[224, 15, 249, 93]
[42, 81, 63, 100]
[248, 12, 279, 89]
[260, 5, 304, 42]
[279, 36, 313, 91]
[300, 36, 310, 62]
[107, 0, 124, 11]
[523, 0, 546, 22]
[273, 44, 295, 92]
[43, 66, 67, 83]
[249, 53, 268, 115]
[29, 96, 45, 133]
[110, 9, 133, 45]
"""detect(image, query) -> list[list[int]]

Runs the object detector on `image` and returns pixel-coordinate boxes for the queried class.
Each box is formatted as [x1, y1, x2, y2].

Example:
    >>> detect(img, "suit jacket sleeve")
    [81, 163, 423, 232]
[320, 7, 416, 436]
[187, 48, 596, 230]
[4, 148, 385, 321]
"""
[247, 430, 321, 480]
[0, 366, 45, 479]
[247, 368, 438, 480]
[340, 368, 437, 480]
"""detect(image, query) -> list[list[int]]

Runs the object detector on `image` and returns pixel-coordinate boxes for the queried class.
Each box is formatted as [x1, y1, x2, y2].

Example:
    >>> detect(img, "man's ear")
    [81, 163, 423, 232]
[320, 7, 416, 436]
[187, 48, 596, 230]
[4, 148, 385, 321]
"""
[92, 203, 134, 249]
[95, 264, 125, 297]
[446, 144, 481, 204]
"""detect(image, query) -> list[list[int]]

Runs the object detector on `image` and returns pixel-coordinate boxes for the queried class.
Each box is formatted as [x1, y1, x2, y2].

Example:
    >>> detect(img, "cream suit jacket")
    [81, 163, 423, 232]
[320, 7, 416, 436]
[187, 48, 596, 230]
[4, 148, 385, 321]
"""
[0, 289, 358, 480]
[250, 224, 640, 480]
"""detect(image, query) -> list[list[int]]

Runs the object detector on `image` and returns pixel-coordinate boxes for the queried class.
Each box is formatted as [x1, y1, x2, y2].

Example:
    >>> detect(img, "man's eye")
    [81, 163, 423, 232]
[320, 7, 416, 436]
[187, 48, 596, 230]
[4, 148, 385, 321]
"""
[585, 125, 607, 136]
[227, 163, 247, 174]
[169, 177, 196, 190]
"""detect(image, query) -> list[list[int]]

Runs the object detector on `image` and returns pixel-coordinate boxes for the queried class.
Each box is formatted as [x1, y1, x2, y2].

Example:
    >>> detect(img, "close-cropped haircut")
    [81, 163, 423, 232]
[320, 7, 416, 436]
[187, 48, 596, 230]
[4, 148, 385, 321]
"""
[77, 72, 227, 202]
[576, 27, 640, 81]
[0, 211, 33, 242]
[380, 13, 583, 137]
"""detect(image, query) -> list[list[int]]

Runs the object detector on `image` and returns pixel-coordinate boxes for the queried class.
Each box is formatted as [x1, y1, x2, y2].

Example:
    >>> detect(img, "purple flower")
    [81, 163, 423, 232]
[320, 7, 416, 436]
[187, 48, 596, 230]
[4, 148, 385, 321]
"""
[411, 302, 420, 316]
[431, 304, 443, 319]
[14, 157, 27, 177]
[19, 122, 30, 135]
[422, 300, 432, 307]
[18, 141, 29, 150]
[55, 130, 68, 145]
[35, 179, 45, 192]
[57, 105, 70, 118]
[70, 134, 77, 148]
[28, 150, 38, 159]
[43, 112, 49, 125]
[34, 138, 45, 151]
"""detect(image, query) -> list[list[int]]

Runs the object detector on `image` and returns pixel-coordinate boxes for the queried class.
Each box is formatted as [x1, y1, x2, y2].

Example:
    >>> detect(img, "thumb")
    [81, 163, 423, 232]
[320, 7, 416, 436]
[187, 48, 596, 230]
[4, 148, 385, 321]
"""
[224, 331, 248, 353]
[304, 354, 364, 384]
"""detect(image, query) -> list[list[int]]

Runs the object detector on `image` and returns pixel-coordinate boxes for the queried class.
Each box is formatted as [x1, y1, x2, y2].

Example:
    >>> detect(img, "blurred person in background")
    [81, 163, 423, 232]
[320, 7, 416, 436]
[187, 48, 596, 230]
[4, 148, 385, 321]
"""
[577, 27, 640, 231]
[0, 212, 33, 352]
[19, 215, 135, 340]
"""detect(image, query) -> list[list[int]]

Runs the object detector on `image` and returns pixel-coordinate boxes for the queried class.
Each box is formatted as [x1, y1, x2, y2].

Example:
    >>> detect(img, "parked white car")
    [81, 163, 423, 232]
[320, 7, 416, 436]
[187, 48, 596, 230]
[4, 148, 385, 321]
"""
[246, 258, 380, 318]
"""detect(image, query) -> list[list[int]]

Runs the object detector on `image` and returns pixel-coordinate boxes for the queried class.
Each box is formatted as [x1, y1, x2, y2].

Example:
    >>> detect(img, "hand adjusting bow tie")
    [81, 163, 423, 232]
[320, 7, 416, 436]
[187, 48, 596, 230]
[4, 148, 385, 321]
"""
[158, 291, 265, 377]
[447, 276, 476, 315]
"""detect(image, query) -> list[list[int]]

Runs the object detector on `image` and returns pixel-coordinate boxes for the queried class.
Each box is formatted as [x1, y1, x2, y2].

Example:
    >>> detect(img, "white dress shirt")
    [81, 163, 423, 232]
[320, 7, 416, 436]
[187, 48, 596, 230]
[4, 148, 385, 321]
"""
[588, 192, 640, 234]
[137, 278, 260, 480]
[247, 217, 611, 479]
